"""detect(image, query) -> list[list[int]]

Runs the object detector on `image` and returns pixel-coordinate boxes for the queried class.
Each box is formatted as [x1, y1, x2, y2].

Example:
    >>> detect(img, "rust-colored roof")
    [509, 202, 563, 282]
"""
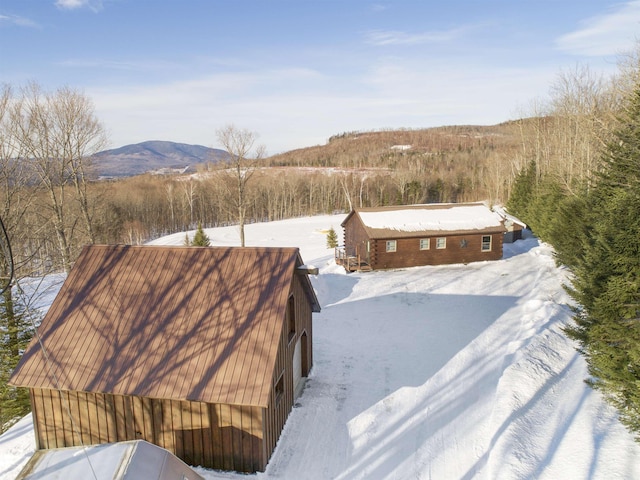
[341, 202, 506, 239]
[10, 245, 320, 408]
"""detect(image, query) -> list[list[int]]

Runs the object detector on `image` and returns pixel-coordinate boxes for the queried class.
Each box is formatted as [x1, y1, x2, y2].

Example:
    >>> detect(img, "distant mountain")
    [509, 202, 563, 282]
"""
[92, 140, 228, 178]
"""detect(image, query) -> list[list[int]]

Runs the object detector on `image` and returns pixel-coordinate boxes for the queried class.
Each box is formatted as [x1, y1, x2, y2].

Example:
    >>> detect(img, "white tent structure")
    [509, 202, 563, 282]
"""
[15, 440, 204, 480]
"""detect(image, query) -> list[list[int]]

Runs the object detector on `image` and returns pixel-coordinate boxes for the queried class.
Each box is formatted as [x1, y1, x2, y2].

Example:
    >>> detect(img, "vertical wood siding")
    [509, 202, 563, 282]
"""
[30, 389, 265, 473]
[262, 276, 314, 467]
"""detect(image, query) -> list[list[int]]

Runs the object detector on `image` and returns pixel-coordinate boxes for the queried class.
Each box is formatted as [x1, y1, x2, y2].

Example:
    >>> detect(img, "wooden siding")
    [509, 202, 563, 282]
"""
[342, 213, 371, 266]
[341, 205, 506, 270]
[262, 274, 314, 466]
[30, 388, 265, 473]
[371, 232, 504, 269]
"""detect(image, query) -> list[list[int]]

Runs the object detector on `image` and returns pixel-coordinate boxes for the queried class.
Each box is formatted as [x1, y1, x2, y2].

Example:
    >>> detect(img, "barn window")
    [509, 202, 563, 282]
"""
[386, 240, 397, 252]
[288, 295, 296, 342]
[436, 238, 446, 249]
[275, 371, 284, 405]
[419, 238, 430, 250]
[481, 235, 492, 251]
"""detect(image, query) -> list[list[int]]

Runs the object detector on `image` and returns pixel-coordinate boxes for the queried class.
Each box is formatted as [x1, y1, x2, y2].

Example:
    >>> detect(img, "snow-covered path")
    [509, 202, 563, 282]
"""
[1, 214, 639, 479]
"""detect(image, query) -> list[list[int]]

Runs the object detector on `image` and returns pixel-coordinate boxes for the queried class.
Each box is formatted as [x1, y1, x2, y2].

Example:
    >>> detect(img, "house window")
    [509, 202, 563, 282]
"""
[481, 235, 492, 252]
[288, 295, 296, 341]
[436, 238, 446, 249]
[460, 239, 468, 248]
[275, 371, 284, 405]
[419, 238, 430, 250]
[386, 240, 397, 252]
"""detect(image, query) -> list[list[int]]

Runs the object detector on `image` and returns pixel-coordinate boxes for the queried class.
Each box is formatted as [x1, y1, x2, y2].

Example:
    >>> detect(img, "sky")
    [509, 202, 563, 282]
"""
[1, 1, 640, 154]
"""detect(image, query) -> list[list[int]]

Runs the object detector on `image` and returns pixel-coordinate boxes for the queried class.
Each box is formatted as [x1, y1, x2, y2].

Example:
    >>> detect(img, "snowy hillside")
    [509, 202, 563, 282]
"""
[2, 214, 640, 479]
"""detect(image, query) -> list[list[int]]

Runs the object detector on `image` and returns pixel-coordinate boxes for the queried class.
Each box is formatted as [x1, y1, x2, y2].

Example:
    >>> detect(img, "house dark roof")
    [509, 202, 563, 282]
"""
[10, 245, 320, 408]
[341, 202, 506, 239]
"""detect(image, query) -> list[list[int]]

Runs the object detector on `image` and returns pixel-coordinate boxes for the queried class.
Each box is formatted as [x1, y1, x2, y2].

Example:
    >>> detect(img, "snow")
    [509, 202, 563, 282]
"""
[2, 213, 640, 479]
[358, 204, 504, 232]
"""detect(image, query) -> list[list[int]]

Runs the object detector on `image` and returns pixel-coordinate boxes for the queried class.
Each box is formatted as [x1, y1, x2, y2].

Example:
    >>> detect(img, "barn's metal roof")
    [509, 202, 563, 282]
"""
[342, 202, 506, 239]
[10, 245, 320, 408]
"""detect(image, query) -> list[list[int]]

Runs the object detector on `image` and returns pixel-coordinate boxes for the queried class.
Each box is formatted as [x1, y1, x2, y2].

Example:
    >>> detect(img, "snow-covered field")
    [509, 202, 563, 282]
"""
[2, 214, 640, 479]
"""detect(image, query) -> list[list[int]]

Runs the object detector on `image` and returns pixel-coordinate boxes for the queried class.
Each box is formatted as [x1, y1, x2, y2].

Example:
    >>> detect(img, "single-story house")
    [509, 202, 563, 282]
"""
[336, 202, 507, 271]
[16, 440, 204, 480]
[10, 245, 320, 473]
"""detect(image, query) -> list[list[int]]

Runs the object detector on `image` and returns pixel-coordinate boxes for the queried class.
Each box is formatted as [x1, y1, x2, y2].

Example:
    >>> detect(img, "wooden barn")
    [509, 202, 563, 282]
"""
[336, 202, 507, 271]
[10, 245, 321, 473]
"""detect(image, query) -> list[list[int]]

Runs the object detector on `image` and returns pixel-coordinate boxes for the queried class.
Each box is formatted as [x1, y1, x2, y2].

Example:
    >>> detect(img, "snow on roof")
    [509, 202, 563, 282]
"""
[15, 440, 204, 480]
[357, 203, 504, 233]
[493, 205, 527, 227]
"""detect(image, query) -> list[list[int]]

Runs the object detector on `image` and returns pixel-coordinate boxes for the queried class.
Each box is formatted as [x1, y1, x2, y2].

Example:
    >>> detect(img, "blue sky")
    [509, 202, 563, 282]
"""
[1, 1, 639, 153]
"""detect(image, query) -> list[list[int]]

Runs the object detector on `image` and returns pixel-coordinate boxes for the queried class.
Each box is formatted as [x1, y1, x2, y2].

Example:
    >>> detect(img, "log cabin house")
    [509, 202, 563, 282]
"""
[336, 202, 507, 271]
[10, 245, 321, 473]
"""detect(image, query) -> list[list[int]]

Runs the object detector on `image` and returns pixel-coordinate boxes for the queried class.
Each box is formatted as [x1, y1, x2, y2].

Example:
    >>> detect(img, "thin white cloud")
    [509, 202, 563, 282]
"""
[55, 0, 103, 12]
[0, 14, 39, 28]
[364, 25, 479, 46]
[556, 1, 640, 56]
[57, 58, 183, 71]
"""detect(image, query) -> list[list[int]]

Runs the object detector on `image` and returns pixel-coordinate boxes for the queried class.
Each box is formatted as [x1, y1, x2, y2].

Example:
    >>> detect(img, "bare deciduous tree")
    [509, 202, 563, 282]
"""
[216, 125, 264, 247]
[14, 83, 107, 271]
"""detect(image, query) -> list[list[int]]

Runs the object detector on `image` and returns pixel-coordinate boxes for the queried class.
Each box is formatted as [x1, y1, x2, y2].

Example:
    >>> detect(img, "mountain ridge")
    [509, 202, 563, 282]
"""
[93, 140, 228, 178]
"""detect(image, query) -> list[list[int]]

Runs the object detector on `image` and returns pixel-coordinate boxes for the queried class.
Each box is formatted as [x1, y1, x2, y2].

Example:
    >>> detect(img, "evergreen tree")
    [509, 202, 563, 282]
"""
[506, 160, 537, 223]
[191, 222, 211, 247]
[326, 227, 338, 249]
[565, 85, 640, 439]
[523, 174, 564, 243]
[0, 287, 37, 433]
[545, 185, 591, 270]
